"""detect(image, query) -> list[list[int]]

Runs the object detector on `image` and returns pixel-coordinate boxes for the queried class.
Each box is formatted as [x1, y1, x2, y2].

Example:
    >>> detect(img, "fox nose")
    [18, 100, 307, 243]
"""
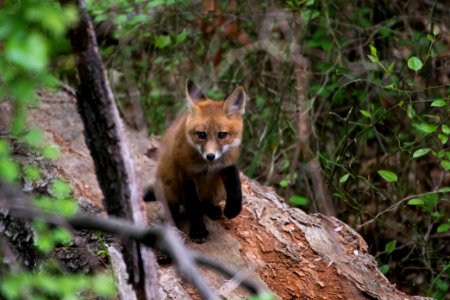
[206, 153, 215, 161]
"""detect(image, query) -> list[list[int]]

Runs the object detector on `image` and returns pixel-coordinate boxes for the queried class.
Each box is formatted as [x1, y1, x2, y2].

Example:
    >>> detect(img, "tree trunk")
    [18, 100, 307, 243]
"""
[23, 90, 432, 300]
[58, 1, 159, 299]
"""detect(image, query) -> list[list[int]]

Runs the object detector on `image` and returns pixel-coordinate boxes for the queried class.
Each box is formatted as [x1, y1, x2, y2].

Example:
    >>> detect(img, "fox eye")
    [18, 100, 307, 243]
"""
[196, 132, 207, 139]
[218, 132, 228, 139]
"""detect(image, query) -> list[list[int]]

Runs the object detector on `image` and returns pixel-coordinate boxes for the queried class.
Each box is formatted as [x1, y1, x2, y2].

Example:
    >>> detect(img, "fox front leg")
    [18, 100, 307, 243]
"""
[220, 165, 242, 218]
[183, 180, 208, 241]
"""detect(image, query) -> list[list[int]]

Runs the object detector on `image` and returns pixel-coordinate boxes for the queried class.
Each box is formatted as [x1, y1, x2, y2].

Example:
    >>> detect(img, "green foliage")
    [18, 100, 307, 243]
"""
[0, 1, 115, 299]
[289, 195, 309, 206]
[248, 293, 277, 300]
[377, 170, 398, 183]
[0, 0, 77, 135]
[0, 139, 19, 182]
[0, 268, 114, 300]
[3, 0, 444, 298]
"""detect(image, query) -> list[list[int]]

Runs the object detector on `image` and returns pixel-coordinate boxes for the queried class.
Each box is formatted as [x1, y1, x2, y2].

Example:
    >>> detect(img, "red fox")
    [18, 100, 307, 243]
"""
[145, 79, 246, 240]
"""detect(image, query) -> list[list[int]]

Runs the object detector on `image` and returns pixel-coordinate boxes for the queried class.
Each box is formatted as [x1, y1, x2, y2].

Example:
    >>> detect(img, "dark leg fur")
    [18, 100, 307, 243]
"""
[183, 180, 208, 241]
[201, 202, 222, 220]
[220, 165, 242, 218]
[143, 187, 156, 202]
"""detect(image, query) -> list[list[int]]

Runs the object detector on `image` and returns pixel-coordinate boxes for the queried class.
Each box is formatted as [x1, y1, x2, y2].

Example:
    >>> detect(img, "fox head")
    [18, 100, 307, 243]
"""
[184, 79, 246, 162]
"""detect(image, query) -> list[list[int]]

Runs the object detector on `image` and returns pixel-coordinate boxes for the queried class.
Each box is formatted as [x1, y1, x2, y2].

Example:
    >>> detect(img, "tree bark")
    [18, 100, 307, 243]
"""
[58, 1, 159, 299]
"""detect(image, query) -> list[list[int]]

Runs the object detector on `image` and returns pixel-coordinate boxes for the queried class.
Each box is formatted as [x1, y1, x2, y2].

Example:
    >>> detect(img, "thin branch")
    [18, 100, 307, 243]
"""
[0, 182, 267, 299]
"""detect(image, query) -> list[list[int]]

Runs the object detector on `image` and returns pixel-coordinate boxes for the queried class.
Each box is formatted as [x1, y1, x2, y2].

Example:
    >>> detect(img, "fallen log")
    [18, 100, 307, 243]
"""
[3, 90, 431, 300]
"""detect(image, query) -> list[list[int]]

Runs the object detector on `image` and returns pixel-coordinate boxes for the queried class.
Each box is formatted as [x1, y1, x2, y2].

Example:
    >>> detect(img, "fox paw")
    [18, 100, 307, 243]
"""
[224, 203, 242, 219]
[189, 222, 208, 242]
[203, 203, 222, 220]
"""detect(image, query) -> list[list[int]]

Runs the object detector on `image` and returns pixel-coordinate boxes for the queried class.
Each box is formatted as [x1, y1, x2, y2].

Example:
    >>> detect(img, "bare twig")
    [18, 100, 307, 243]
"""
[357, 190, 444, 230]
[0, 181, 267, 299]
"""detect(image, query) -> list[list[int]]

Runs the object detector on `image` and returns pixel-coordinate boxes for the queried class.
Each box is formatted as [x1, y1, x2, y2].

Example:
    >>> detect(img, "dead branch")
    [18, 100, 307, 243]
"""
[0, 180, 267, 299]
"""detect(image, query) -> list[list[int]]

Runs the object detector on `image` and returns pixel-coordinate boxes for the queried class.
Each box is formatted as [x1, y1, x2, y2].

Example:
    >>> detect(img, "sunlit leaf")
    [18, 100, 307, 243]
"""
[438, 133, 448, 144]
[5, 32, 48, 71]
[380, 264, 389, 274]
[407, 56, 423, 71]
[339, 173, 350, 184]
[407, 198, 424, 206]
[289, 195, 309, 206]
[367, 54, 378, 63]
[385, 240, 397, 255]
[360, 110, 371, 118]
[175, 29, 188, 43]
[430, 99, 447, 107]
[377, 170, 398, 182]
[22, 129, 43, 147]
[0, 159, 19, 183]
[50, 179, 72, 199]
[442, 125, 450, 135]
[279, 179, 289, 188]
[438, 187, 450, 193]
[440, 160, 450, 171]
[437, 223, 450, 233]
[413, 123, 438, 134]
[42, 145, 60, 160]
[369, 43, 377, 56]
[24, 165, 41, 181]
[155, 35, 172, 48]
[412, 148, 431, 159]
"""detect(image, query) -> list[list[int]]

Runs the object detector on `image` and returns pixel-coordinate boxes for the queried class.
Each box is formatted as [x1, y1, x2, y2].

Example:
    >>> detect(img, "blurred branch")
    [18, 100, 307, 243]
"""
[0, 181, 267, 300]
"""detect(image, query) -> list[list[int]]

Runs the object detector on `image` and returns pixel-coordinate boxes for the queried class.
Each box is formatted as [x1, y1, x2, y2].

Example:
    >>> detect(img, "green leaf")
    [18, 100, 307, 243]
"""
[380, 264, 389, 274]
[0, 159, 19, 183]
[413, 123, 438, 134]
[90, 273, 115, 297]
[438, 133, 448, 144]
[279, 179, 289, 188]
[407, 198, 424, 206]
[42, 145, 60, 160]
[155, 35, 172, 49]
[440, 160, 450, 171]
[438, 187, 450, 193]
[407, 56, 423, 71]
[175, 29, 188, 43]
[22, 129, 43, 147]
[387, 61, 395, 74]
[431, 99, 447, 107]
[385, 240, 397, 255]
[437, 223, 450, 233]
[412, 148, 431, 159]
[52, 227, 72, 244]
[289, 195, 309, 206]
[367, 54, 378, 63]
[369, 43, 377, 56]
[255, 96, 265, 106]
[339, 173, 350, 184]
[442, 125, 450, 135]
[377, 170, 398, 182]
[5, 32, 48, 72]
[24, 165, 41, 181]
[360, 110, 371, 118]
[248, 292, 277, 300]
[50, 179, 72, 199]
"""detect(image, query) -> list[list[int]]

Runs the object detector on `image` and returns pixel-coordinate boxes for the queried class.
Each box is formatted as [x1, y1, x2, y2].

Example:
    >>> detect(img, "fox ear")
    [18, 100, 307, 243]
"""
[186, 79, 206, 108]
[224, 86, 246, 117]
